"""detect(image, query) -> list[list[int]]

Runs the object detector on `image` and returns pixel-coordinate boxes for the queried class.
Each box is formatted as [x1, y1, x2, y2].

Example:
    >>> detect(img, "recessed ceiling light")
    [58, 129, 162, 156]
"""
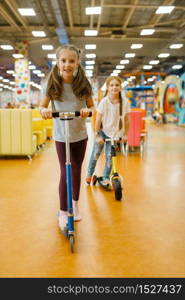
[85, 60, 95, 65]
[172, 65, 183, 69]
[116, 65, 125, 69]
[143, 65, 152, 70]
[131, 44, 143, 49]
[1, 45, 13, 50]
[37, 73, 45, 77]
[156, 6, 174, 14]
[86, 72, 93, 77]
[85, 7, 102, 15]
[158, 53, 170, 58]
[85, 65, 94, 69]
[32, 31, 46, 37]
[47, 54, 56, 59]
[33, 70, 41, 74]
[42, 45, 54, 50]
[86, 70, 93, 75]
[149, 60, 160, 65]
[84, 30, 98, 36]
[18, 8, 36, 16]
[120, 60, 129, 64]
[85, 53, 96, 58]
[125, 53, 135, 58]
[140, 29, 155, 35]
[85, 44, 96, 50]
[12, 54, 24, 58]
[29, 65, 36, 70]
[169, 44, 183, 49]
[114, 70, 121, 73]
[6, 70, 14, 74]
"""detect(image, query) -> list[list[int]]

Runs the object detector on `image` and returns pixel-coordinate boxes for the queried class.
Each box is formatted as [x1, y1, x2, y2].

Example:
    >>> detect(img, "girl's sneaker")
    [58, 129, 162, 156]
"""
[86, 176, 91, 185]
[72, 200, 81, 221]
[58, 210, 68, 231]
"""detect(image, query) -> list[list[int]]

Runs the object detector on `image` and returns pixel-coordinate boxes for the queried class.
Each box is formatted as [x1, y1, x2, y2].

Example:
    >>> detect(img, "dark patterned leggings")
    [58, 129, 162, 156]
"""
[55, 139, 87, 211]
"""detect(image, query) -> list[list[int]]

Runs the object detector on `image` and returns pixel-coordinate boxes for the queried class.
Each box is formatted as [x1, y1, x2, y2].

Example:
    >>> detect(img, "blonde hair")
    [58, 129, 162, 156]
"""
[46, 44, 92, 101]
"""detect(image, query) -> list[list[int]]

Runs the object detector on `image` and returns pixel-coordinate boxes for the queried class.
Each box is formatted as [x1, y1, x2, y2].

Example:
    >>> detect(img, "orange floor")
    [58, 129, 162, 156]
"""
[0, 122, 185, 278]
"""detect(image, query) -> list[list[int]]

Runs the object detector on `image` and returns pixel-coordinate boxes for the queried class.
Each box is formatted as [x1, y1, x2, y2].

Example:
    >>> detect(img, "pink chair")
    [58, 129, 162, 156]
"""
[125, 111, 144, 155]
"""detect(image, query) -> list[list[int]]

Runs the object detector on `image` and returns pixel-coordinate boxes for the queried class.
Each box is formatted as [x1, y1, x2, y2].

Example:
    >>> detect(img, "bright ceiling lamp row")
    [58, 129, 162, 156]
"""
[84, 6, 175, 36]
[11, 6, 176, 38]
[85, 5, 175, 15]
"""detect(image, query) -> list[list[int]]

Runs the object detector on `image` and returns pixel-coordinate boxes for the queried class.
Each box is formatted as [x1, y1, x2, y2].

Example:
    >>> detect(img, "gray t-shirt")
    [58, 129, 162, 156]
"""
[50, 83, 88, 143]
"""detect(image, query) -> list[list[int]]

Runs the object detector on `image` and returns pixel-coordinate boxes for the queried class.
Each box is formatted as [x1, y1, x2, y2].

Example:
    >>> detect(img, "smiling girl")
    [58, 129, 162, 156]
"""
[39, 44, 94, 231]
[86, 76, 130, 186]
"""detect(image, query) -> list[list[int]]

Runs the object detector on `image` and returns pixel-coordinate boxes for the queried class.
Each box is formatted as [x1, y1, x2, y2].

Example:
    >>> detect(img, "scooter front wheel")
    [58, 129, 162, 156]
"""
[112, 178, 122, 201]
[92, 175, 98, 185]
[69, 234, 75, 253]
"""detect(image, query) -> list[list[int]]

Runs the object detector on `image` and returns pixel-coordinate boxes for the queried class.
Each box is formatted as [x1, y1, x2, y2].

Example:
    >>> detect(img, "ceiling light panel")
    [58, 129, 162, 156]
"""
[84, 30, 98, 36]
[32, 31, 46, 37]
[85, 54, 96, 58]
[169, 44, 183, 49]
[42, 45, 54, 50]
[18, 8, 36, 16]
[85, 7, 102, 15]
[125, 53, 135, 58]
[140, 29, 155, 35]
[158, 53, 170, 58]
[149, 60, 160, 65]
[172, 65, 183, 69]
[155, 6, 174, 14]
[131, 44, 143, 49]
[1, 45, 13, 50]
[85, 44, 96, 50]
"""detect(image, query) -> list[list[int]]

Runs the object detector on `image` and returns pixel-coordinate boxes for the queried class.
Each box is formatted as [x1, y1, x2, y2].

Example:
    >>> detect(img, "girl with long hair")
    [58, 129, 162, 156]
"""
[86, 76, 130, 187]
[39, 44, 94, 231]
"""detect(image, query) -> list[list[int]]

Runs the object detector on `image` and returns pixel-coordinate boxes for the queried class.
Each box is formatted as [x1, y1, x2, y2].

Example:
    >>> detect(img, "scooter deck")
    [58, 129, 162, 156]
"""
[97, 176, 112, 190]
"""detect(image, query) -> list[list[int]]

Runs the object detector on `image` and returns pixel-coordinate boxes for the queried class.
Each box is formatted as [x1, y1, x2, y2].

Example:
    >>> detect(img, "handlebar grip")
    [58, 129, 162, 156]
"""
[75, 111, 92, 117]
[75, 111, 80, 117]
[52, 112, 59, 118]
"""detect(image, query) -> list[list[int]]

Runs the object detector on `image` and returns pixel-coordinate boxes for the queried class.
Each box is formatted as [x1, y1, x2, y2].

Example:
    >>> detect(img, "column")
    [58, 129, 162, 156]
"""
[14, 41, 30, 105]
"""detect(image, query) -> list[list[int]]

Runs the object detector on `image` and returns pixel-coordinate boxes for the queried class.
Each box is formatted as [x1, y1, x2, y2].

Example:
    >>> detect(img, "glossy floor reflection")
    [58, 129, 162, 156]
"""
[0, 123, 185, 277]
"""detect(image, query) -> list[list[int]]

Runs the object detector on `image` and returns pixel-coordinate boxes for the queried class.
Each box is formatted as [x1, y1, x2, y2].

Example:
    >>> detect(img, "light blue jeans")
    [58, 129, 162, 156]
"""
[87, 130, 112, 180]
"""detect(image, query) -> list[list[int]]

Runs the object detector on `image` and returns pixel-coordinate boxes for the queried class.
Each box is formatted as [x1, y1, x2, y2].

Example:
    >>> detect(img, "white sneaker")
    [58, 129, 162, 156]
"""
[73, 200, 82, 221]
[58, 210, 68, 231]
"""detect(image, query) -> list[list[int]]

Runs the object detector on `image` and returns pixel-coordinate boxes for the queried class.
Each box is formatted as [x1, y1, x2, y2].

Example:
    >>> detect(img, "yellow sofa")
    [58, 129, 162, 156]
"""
[32, 109, 53, 140]
[0, 109, 37, 157]
[31, 109, 47, 146]
[43, 118, 53, 139]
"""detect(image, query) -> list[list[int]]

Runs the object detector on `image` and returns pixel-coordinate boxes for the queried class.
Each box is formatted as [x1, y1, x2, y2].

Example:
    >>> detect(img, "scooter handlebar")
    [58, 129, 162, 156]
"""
[52, 111, 92, 118]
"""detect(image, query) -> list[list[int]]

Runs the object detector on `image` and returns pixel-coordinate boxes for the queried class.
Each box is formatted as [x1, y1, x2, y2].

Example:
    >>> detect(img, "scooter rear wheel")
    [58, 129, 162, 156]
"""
[69, 235, 75, 253]
[112, 178, 122, 201]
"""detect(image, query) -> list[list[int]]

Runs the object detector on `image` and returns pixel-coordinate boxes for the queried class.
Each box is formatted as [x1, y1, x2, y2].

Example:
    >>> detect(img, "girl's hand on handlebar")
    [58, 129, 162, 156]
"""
[39, 107, 52, 119]
[80, 108, 91, 118]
